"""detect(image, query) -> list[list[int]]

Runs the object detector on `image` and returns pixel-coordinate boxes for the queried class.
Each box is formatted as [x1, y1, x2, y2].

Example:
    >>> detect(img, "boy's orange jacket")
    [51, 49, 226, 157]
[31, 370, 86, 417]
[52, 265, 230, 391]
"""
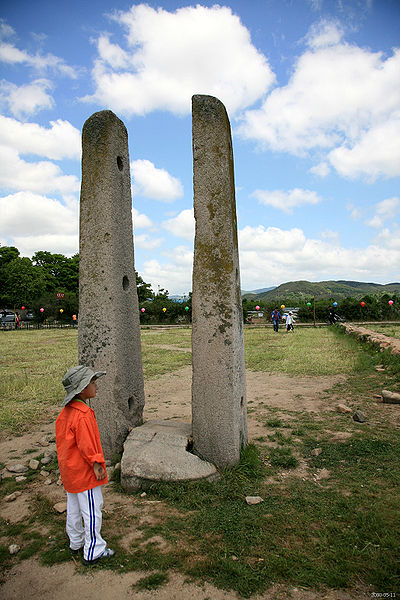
[56, 400, 108, 493]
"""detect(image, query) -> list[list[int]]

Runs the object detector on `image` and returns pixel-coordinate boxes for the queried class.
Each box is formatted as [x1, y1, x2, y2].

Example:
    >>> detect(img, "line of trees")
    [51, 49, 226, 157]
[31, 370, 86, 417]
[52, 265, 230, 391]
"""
[2, 245, 398, 325]
[0, 246, 191, 324]
[242, 294, 400, 323]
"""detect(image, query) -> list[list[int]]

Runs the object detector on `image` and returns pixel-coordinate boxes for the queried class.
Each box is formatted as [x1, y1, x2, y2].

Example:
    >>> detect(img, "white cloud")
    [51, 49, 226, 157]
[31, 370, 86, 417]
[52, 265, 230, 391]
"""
[0, 145, 80, 194]
[252, 188, 322, 214]
[12, 234, 79, 258]
[0, 24, 77, 78]
[309, 161, 330, 177]
[140, 246, 193, 295]
[0, 191, 78, 257]
[0, 79, 54, 118]
[134, 234, 163, 250]
[365, 196, 400, 228]
[82, 4, 275, 116]
[0, 116, 81, 160]
[373, 226, 400, 250]
[346, 203, 363, 221]
[0, 191, 78, 237]
[132, 207, 153, 229]
[238, 224, 400, 289]
[131, 159, 183, 202]
[321, 230, 340, 244]
[375, 197, 400, 219]
[134, 222, 400, 295]
[97, 35, 130, 69]
[0, 21, 15, 41]
[305, 19, 344, 49]
[239, 21, 400, 180]
[328, 115, 400, 180]
[162, 209, 194, 240]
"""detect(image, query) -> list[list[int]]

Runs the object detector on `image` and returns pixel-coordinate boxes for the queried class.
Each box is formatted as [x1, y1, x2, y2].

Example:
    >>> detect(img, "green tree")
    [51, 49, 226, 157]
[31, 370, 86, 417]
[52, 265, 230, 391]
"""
[135, 271, 154, 303]
[2, 257, 46, 307]
[0, 246, 20, 268]
[32, 251, 79, 292]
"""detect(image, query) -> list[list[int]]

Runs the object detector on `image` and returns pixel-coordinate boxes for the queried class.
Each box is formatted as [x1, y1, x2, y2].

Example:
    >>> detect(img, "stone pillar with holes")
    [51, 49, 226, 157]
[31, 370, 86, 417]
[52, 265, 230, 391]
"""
[79, 110, 145, 461]
[191, 95, 247, 468]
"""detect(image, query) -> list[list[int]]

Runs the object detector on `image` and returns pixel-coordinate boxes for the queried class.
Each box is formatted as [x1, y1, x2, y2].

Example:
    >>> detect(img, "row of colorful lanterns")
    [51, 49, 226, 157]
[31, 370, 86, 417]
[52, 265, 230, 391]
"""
[305, 300, 394, 307]
[255, 304, 286, 311]
[140, 306, 190, 313]
[20, 306, 76, 318]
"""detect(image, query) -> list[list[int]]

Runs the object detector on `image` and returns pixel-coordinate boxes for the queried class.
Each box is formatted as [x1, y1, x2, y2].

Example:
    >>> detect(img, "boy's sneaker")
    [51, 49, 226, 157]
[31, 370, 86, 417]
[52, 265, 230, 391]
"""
[82, 548, 115, 566]
[70, 546, 83, 555]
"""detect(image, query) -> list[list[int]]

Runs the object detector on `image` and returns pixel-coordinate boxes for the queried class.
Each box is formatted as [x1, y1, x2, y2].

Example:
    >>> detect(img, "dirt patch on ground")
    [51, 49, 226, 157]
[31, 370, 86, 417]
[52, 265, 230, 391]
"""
[0, 559, 372, 600]
[1, 366, 376, 599]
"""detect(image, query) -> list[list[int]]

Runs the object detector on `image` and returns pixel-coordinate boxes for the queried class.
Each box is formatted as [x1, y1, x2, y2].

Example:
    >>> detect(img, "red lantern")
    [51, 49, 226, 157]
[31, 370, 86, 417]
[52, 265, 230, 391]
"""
[21, 306, 25, 310]
[40, 307, 44, 313]
[141, 308, 145, 313]
[360, 302, 365, 307]
[389, 300, 394, 305]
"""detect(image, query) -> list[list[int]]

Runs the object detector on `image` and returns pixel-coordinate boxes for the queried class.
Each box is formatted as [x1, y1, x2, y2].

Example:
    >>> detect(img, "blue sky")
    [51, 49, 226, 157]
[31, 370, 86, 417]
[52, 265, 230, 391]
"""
[0, 0, 399, 294]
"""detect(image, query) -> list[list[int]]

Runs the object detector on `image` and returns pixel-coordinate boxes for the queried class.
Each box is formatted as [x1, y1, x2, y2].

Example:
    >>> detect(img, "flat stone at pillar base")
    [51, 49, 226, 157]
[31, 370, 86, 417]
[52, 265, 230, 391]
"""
[120, 420, 219, 491]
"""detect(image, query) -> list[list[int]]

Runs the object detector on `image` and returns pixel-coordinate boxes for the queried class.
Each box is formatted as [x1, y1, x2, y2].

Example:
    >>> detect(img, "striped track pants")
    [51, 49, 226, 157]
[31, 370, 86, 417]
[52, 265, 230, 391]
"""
[66, 486, 107, 561]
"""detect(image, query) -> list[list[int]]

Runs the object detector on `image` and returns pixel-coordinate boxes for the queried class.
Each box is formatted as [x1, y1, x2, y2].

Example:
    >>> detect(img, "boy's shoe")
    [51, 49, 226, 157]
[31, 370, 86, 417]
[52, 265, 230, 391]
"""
[70, 546, 83, 555]
[82, 548, 115, 566]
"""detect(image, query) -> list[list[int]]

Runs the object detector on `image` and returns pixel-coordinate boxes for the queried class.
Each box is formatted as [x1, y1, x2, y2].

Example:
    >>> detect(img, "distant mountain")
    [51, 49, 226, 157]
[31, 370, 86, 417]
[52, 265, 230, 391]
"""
[241, 286, 276, 296]
[242, 280, 400, 302]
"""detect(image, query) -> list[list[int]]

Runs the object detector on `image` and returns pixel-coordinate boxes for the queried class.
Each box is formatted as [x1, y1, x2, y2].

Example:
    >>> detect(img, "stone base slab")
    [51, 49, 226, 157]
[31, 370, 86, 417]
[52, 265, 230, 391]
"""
[120, 420, 219, 491]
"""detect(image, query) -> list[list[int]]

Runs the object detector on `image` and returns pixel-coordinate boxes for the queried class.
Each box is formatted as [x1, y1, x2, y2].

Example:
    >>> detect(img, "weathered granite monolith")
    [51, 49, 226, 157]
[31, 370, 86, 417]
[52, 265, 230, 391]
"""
[191, 95, 247, 468]
[79, 110, 145, 461]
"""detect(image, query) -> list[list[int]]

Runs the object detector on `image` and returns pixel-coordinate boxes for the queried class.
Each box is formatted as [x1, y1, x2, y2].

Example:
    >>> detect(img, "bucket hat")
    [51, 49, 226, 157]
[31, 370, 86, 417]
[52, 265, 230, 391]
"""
[62, 365, 106, 407]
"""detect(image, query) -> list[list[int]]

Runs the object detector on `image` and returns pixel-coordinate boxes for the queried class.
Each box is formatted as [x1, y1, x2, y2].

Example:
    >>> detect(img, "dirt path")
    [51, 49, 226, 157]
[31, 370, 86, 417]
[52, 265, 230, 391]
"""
[0, 367, 372, 599]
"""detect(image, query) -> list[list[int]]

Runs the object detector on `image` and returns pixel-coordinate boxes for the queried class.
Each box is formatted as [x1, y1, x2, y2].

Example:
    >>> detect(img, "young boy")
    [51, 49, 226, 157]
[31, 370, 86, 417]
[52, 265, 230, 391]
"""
[285, 312, 295, 332]
[56, 365, 115, 565]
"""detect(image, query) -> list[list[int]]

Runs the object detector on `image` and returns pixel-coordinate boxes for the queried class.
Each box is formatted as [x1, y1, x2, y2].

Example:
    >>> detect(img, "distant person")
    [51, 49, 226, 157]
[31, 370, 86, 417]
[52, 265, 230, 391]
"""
[1, 309, 6, 327]
[328, 306, 336, 325]
[56, 366, 115, 566]
[15, 311, 20, 329]
[271, 307, 281, 332]
[286, 312, 295, 332]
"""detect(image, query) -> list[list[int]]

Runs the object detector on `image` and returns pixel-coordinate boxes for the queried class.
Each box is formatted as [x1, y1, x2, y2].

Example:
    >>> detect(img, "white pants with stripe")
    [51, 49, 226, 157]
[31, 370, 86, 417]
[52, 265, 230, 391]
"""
[66, 486, 107, 561]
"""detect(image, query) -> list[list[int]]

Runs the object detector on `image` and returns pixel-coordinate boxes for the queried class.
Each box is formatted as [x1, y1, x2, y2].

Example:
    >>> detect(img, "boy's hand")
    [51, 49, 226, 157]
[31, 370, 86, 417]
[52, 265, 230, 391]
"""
[93, 462, 106, 480]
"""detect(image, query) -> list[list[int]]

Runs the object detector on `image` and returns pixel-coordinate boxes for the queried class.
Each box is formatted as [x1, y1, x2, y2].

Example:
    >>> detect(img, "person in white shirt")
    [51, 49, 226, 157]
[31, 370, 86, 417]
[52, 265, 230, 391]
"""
[286, 312, 295, 332]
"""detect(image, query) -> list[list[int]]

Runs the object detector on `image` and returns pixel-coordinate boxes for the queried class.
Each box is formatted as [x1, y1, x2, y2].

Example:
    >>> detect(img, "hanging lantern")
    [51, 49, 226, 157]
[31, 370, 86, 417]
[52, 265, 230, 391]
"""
[141, 308, 145, 313]
[162, 307, 167, 312]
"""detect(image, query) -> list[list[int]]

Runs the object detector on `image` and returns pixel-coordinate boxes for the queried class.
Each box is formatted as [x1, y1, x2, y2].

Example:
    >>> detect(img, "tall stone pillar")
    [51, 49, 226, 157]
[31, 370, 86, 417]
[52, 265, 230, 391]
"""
[191, 95, 247, 468]
[79, 110, 145, 461]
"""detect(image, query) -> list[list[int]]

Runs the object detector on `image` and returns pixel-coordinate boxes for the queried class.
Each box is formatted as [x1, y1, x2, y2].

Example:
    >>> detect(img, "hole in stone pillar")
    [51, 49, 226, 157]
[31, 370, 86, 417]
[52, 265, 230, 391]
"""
[240, 396, 244, 407]
[128, 397, 134, 412]
[117, 156, 123, 171]
[122, 275, 129, 290]
[186, 437, 194, 453]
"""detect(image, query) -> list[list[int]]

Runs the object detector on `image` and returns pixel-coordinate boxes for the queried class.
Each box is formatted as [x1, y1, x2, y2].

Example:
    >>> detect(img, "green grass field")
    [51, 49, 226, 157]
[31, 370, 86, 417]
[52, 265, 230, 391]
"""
[364, 324, 400, 339]
[1, 325, 400, 596]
